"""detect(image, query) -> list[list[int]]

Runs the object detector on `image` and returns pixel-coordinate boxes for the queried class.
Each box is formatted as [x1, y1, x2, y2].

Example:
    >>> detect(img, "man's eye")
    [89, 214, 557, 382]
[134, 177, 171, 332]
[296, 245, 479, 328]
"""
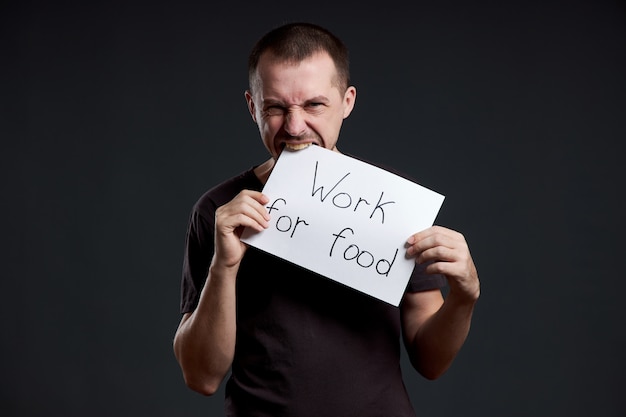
[306, 103, 324, 112]
[264, 106, 285, 116]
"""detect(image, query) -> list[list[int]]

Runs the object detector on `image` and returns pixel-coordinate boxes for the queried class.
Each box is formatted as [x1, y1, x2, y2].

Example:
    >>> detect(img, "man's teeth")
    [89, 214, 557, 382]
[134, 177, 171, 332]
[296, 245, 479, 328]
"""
[285, 143, 312, 151]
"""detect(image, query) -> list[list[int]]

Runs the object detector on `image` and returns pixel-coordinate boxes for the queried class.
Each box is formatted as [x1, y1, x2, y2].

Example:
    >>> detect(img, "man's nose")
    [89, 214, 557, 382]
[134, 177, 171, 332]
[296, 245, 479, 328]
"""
[284, 109, 307, 137]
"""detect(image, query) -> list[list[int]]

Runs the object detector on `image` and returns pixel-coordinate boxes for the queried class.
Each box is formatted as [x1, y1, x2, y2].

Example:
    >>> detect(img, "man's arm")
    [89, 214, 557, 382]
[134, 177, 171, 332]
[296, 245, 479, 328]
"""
[173, 190, 270, 395]
[173, 264, 238, 395]
[401, 226, 480, 380]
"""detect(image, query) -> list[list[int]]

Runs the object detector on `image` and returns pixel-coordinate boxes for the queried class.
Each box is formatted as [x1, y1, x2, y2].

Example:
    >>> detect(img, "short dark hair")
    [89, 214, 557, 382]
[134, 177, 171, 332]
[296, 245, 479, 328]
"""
[248, 22, 350, 93]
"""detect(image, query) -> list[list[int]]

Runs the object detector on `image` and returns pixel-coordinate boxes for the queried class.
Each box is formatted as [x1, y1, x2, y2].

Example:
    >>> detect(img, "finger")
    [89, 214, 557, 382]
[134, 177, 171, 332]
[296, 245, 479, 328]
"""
[408, 225, 443, 241]
[416, 246, 458, 264]
[236, 201, 272, 230]
[218, 199, 270, 232]
[234, 212, 269, 232]
[408, 225, 464, 244]
[240, 190, 270, 206]
[407, 233, 457, 257]
[422, 259, 463, 278]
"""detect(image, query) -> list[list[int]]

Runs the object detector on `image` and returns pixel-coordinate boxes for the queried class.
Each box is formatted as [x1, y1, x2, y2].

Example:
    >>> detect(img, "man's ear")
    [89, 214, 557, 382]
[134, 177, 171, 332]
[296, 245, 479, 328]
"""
[342, 86, 357, 119]
[244, 90, 257, 122]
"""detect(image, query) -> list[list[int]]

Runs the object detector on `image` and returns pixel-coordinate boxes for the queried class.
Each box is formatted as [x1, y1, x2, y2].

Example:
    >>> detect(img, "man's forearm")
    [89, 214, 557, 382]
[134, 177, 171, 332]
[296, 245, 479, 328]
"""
[173, 264, 238, 395]
[408, 292, 477, 380]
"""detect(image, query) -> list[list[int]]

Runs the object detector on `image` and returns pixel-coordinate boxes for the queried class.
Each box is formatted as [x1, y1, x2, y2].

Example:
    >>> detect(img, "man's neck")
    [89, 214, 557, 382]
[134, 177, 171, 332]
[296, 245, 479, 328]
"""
[253, 158, 275, 185]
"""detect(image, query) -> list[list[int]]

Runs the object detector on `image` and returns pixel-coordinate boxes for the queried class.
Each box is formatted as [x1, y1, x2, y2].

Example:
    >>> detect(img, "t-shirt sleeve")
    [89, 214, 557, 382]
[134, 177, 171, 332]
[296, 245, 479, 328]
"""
[405, 261, 448, 292]
[180, 203, 216, 314]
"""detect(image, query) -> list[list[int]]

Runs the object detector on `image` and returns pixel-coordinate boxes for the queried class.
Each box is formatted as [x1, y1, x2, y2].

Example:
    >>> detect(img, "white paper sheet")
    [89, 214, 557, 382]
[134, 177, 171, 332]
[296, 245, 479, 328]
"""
[240, 145, 445, 306]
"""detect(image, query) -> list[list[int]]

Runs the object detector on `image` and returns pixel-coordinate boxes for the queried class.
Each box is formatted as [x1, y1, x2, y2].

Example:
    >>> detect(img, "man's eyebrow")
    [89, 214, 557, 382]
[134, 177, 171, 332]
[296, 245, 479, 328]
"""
[305, 96, 330, 103]
[262, 96, 331, 107]
[262, 98, 286, 107]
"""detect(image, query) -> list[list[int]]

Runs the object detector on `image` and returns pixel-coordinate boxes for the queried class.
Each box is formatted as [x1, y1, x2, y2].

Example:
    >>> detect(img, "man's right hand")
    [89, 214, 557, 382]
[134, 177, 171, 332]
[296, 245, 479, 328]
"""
[213, 190, 270, 269]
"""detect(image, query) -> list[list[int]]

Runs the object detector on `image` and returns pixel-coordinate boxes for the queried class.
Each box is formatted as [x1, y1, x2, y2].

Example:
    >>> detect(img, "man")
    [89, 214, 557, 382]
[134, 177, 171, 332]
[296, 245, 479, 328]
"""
[174, 22, 480, 416]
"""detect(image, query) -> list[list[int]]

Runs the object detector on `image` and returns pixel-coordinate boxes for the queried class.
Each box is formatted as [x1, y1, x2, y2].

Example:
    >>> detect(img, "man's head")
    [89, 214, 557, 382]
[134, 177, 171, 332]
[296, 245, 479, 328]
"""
[245, 22, 357, 161]
[247, 22, 351, 96]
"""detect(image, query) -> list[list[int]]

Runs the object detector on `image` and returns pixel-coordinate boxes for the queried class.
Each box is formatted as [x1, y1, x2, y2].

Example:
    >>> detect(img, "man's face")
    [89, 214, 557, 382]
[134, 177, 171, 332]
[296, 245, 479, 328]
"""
[245, 51, 356, 160]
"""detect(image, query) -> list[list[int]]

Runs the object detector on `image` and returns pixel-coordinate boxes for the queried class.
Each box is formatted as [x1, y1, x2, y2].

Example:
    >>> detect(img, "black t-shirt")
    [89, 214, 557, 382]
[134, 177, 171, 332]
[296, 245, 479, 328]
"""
[180, 167, 447, 417]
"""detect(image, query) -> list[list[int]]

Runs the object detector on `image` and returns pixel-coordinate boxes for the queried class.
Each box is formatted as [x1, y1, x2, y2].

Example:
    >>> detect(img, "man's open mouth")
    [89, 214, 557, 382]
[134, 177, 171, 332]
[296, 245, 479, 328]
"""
[284, 142, 313, 151]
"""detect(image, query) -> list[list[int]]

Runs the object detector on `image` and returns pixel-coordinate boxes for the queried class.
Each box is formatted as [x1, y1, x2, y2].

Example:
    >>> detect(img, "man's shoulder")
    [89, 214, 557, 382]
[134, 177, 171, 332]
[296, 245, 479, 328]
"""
[193, 167, 262, 215]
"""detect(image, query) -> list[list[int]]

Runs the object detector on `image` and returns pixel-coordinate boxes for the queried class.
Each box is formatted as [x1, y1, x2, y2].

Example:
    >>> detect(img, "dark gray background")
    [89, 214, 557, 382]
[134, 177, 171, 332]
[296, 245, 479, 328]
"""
[2, 0, 625, 416]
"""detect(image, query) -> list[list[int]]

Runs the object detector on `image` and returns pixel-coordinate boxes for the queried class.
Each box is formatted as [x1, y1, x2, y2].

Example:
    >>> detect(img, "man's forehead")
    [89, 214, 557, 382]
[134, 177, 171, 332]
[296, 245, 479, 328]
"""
[251, 52, 341, 96]
[255, 51, 337, 77]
